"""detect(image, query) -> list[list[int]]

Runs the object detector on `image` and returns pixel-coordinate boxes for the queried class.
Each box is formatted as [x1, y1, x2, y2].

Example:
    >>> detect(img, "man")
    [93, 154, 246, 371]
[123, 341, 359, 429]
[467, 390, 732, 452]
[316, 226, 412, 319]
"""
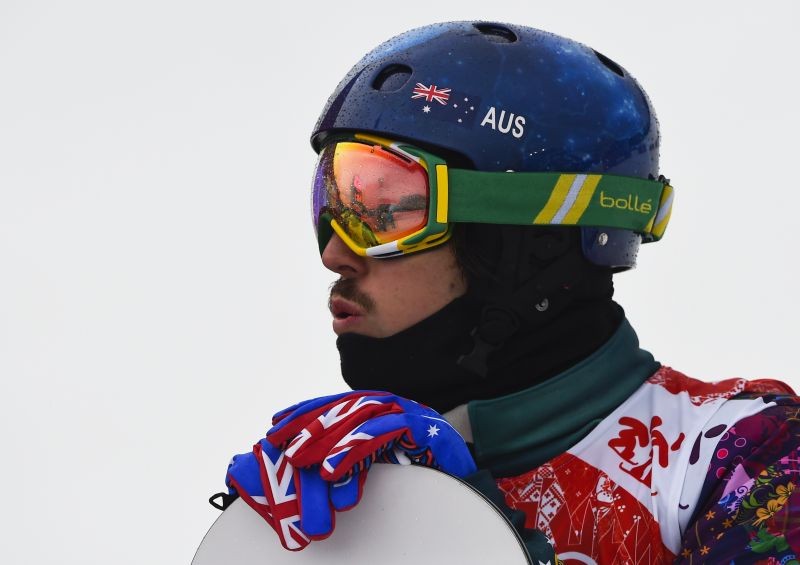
[222, 22, 800, 563]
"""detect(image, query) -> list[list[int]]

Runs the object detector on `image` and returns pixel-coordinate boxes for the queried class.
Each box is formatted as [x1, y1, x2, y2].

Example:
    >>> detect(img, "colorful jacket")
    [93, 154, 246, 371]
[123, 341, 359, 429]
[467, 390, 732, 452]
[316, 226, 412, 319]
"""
[455, 319, 797, 564]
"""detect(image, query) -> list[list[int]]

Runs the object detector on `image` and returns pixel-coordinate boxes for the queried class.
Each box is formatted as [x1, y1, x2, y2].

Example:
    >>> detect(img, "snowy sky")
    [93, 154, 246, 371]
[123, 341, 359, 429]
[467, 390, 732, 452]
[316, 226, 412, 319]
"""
[1, 1, 798, 563]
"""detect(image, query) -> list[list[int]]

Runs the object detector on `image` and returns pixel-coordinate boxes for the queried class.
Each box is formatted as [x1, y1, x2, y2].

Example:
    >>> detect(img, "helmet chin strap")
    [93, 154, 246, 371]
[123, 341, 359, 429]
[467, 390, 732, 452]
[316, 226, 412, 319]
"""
[457, 227, 594, 378]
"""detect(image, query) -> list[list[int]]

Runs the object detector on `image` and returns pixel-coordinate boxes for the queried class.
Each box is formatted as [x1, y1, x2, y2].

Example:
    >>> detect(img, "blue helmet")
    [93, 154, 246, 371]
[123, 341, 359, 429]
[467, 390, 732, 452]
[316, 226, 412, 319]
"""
[311, 21, 665, 269]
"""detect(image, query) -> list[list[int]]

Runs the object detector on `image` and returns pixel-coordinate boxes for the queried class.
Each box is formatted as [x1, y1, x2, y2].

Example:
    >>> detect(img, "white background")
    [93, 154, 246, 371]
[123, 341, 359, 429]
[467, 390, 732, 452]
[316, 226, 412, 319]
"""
[1, 1, 798, 563]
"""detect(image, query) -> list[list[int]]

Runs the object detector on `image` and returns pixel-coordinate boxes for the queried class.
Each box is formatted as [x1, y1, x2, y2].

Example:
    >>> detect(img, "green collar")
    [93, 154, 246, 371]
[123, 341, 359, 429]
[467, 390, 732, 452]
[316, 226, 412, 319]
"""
[466, 318, 659, 477]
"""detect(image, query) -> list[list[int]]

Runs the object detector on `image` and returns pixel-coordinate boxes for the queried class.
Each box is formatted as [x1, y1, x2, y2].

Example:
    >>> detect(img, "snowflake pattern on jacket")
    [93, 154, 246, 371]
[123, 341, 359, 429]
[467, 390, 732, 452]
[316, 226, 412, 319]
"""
[495, 367, 797, 564]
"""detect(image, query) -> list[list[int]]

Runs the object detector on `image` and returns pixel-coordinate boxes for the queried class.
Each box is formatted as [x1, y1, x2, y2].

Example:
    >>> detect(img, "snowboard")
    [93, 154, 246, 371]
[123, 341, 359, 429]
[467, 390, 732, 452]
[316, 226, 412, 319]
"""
[192, 464, 532, 564]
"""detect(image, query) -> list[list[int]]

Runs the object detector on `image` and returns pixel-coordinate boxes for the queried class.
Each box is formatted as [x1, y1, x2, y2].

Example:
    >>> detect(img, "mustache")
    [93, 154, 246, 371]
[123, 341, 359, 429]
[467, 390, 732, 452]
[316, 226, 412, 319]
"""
[329, 278, 375, 313]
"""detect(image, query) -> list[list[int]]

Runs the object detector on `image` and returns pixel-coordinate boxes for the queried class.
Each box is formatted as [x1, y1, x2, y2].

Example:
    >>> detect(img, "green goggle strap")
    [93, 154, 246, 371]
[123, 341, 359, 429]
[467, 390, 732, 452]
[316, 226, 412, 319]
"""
[443, 169, 674, 242]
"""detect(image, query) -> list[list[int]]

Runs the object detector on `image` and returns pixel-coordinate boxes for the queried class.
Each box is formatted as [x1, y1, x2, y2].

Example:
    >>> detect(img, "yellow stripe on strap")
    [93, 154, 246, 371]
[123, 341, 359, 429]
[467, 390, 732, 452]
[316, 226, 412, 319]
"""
[651, 185, 674, 239]
[534, 174, 575, 224]
[435, 164, 449, 224]
[563, 174, 601, 224]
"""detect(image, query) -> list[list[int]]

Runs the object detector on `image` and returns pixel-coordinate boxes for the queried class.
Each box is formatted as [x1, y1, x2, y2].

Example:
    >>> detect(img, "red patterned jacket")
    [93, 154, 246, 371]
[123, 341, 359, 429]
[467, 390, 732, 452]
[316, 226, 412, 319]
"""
[451, 320, 797, 564]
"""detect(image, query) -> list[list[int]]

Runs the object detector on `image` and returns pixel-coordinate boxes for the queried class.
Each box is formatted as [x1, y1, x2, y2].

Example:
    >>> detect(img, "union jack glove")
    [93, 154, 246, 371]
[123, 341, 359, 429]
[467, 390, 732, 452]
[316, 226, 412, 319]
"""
[267, 390, 477, 482]
[225, 438, 365, 551]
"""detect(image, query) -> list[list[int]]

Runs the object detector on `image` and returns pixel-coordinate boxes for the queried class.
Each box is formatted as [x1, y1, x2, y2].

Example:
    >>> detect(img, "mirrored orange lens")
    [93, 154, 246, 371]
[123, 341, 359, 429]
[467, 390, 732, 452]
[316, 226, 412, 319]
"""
[313, 142, 429, 249]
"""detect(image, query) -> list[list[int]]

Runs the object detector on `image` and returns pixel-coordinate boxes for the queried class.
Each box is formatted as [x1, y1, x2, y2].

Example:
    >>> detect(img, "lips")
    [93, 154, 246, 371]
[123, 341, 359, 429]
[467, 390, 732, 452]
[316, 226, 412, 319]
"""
[329, 297, 368, 335]
[329, 297, 365, 320]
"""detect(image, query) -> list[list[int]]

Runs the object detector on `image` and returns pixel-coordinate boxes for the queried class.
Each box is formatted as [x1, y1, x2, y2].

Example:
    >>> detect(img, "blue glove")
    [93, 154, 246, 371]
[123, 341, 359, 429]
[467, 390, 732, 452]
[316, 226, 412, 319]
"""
[267, 390, 477, 481]
[226, 390, 476, 551]
[225, 438, 365, 550]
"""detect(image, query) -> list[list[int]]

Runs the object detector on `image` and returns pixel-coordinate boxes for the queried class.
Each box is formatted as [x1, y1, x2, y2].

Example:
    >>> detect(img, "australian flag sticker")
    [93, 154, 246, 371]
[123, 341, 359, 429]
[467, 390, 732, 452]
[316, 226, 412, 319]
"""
[410, 82, 481, 128]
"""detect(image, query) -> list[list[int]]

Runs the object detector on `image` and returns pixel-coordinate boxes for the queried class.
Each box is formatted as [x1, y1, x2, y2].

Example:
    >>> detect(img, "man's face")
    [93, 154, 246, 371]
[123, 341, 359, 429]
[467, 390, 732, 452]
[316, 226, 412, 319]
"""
[322, 233, 467, 338]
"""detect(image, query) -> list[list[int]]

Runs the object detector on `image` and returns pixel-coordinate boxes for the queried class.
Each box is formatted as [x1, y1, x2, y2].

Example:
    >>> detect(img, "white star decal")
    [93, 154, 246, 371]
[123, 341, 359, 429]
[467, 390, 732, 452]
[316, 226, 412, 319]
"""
[422, 105, 431, 113]
[427, 424, 440, 438]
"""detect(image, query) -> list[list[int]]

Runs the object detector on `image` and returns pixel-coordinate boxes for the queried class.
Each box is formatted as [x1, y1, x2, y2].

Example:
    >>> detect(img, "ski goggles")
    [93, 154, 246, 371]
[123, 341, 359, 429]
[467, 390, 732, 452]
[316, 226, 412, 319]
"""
[311, 133, 674, 258]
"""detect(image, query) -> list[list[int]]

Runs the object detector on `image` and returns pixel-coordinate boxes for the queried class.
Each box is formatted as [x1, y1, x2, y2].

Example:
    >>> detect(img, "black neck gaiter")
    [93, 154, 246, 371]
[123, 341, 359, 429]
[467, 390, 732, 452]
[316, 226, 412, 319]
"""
[337, 293, 623, 413]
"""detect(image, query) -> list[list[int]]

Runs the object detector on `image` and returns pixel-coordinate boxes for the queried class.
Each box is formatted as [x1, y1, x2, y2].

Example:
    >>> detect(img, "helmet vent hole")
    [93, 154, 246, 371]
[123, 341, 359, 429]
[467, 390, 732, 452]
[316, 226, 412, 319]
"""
[473, 23, 517, 43]
[593, 50, 625, 77]
[372, 64, 412, 91]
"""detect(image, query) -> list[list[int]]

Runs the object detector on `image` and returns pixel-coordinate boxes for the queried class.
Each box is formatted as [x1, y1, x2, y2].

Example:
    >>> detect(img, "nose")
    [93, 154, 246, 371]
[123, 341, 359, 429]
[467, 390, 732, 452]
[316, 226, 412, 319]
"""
[321, 232, 366, 277]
